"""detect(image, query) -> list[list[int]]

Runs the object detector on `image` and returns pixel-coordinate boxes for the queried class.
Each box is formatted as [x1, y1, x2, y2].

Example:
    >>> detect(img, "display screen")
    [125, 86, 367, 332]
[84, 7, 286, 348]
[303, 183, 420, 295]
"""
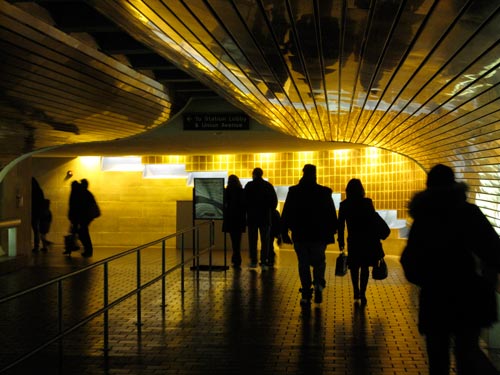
[193, 178, 224, 220]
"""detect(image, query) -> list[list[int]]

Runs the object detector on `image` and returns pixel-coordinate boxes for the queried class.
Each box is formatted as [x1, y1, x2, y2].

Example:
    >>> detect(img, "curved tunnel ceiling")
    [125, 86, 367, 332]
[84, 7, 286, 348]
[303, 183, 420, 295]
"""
[1, 0, 499, 175]
[1, 1, 172, 160]
[88, 0, 500, 173]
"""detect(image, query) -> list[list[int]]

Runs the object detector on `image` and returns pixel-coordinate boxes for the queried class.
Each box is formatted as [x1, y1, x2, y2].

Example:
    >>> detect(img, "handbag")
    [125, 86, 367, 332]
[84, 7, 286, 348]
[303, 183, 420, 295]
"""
[373, 212, 391, 240]
[372, 258, 388, 280]
[335, 251, 348, 276]
[64, 233, 79, 252]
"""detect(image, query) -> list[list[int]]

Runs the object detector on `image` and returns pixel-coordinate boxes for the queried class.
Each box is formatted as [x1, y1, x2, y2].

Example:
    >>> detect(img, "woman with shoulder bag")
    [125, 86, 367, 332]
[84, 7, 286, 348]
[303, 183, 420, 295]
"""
[337, 179, 388, 305]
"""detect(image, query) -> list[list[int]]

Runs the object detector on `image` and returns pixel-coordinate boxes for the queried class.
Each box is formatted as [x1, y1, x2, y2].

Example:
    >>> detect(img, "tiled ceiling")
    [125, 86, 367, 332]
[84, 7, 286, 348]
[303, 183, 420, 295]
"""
[1, 0, 500, 176]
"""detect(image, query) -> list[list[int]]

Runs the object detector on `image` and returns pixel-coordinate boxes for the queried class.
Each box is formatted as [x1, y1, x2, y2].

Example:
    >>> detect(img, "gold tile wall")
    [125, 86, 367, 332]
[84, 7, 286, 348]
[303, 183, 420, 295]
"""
[33, 150, 427, 250]
[174, 148, 427, 218]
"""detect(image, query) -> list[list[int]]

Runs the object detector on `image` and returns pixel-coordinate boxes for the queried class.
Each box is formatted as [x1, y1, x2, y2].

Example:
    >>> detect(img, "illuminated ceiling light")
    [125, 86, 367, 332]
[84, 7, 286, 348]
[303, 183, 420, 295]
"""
[78, 156, 100, 168]
[101, 156, 143, 172]
[187, 171, 228, 186]
[143, 164, 188, 179]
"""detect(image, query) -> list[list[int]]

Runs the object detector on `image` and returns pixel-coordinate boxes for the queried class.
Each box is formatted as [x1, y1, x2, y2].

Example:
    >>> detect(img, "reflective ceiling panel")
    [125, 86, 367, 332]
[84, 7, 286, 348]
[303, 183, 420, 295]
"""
[0, 0, 499, 175]
[1, 0, 172, 157]
[85, 0, 500, 169]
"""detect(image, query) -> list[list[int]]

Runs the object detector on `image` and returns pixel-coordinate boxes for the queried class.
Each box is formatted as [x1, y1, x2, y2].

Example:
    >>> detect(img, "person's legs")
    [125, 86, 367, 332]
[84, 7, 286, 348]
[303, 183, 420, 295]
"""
[40, 233, 49, 251]
[268, 240, 276, 266]
[454, 327, 481, 375]
[360, 265, 370, 304]
[310, 242, 327, 303]
[426, 331, 451, 375]
[78, 222, 93, 257]
[350, 265, 360, 299]
[294, 242, 313, 305]
[268, 232, 277, 266]
[259, 222, 271, 268]
[229, 231, 242, 267]
[247, 224, 258, 266]
[31, 217, 41, 252]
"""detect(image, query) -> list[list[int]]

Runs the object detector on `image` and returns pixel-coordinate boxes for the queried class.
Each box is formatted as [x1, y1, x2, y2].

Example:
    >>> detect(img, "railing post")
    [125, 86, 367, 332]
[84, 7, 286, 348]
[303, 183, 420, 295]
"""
[181, 233, 185, 293]
[57, 280, 63, 366]
[196, 227, 200, 275]
[103, 263, 110, 355]
[192, 227, 196, 270]
[136, 251, 142, 333]
[209, 221, 213, 271]
[161, 239, 166, 310]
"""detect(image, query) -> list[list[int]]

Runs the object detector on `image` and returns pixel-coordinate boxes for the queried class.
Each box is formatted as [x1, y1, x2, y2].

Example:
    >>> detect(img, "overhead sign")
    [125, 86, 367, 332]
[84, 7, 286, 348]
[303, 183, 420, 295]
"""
[183, 113, 249, 130]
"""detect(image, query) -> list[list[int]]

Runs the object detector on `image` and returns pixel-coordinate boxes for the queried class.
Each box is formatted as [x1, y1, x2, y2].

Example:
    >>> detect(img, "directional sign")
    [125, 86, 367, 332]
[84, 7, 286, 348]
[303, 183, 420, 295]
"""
[183, 113, 249, 130]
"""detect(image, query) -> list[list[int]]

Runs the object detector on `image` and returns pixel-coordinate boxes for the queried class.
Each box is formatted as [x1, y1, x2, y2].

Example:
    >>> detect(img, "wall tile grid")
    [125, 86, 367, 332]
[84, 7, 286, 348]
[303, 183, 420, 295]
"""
[170, 149, 427, 219]
[33, 149, 427, 249]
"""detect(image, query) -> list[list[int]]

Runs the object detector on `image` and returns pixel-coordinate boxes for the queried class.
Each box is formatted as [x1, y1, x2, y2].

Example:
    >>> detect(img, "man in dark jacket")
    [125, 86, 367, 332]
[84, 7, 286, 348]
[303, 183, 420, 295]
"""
[401, 164, 500, 375]
[78, 179, 100, 257]
[244, 167, 278, 269]
[281, 164, 338, 305]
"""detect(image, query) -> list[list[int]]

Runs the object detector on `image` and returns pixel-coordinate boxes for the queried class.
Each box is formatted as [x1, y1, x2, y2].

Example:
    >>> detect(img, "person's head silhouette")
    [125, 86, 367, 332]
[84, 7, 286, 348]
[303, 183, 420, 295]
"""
[426, 164, 455, 188]
[252, 168, 263, 180]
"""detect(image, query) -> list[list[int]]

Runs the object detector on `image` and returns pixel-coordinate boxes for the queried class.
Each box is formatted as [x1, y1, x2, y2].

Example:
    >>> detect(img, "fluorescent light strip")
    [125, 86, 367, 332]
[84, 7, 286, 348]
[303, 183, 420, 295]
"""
[101, 157, 143, 172]
[143, 164, 189, 179]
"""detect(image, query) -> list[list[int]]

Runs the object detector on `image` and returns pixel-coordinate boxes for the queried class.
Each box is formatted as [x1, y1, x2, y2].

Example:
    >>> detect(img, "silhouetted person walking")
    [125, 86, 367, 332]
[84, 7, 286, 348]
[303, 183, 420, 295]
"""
[401, 164, 500, 375]
[39, 198, 53, 251]
[31, 177, 45, 253]
[337, 179, 385, 305]
[64, 180, 81, 254]
[244, 167, 278, 269]
[281, 164, 338, 306]
[222, 174, 246, 268]
[78, 179, 100, 257]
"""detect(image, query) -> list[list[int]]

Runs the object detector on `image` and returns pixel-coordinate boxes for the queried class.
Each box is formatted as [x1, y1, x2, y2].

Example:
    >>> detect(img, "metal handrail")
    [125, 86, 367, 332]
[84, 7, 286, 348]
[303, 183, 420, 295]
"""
[0, 220, 216, 374]
[0, 218, 21, 229]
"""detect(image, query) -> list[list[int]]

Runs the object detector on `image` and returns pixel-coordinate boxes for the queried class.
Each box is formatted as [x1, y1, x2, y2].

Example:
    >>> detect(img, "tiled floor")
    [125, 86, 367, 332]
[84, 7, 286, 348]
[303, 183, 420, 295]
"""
[0, 247, 499, 374]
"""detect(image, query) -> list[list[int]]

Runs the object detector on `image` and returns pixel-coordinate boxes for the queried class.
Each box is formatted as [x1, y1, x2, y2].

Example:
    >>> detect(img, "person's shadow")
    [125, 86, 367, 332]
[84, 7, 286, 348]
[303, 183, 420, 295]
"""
[349, 302, 371, 374]
[297, 307, 324, 374]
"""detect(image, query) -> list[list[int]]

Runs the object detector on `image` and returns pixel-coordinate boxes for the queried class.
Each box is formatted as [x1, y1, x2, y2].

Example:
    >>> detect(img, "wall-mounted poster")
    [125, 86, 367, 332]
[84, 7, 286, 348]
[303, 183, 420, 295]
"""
[193, 178, 224, 220]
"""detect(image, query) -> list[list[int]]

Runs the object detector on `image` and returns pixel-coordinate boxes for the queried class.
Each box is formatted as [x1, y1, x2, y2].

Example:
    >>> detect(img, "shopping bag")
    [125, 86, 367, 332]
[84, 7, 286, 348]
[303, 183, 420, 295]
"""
[335, 251, 348, 276]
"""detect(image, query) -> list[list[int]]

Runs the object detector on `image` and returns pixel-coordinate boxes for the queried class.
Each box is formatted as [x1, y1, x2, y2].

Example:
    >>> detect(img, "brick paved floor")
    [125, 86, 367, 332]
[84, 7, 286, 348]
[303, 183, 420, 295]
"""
[0, 247, 499, 374]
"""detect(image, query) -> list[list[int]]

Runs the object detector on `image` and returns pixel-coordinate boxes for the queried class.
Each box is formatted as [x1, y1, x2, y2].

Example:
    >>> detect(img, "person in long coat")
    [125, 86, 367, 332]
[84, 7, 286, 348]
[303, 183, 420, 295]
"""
[401, 164, 500, 375]
[281, 164, 338, 305]
[244, 167, 278, 269]
[337, 178, 384, 305]
[222, 175, 246, 268]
